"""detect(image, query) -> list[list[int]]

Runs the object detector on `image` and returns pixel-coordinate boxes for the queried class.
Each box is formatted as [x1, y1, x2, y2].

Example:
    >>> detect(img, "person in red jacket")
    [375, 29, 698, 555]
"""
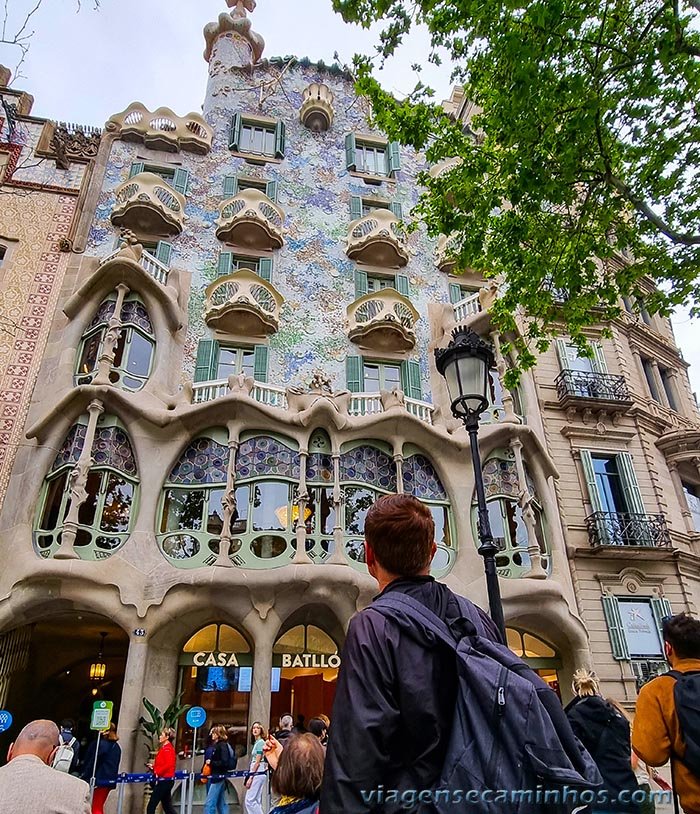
[147, 728, 177, 814]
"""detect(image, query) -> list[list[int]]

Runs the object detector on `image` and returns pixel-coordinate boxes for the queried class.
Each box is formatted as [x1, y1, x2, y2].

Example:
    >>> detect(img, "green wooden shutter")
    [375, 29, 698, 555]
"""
[258, 258, 272, 282]
[592, 342, 608, 373]
[350, 196, 363, 220]
[395, 274, 410, 297]
[266, 180, 278, 202]
[602, 595, 631, 660]
[172, 168, 190, 196]
[194, 339, 218, 383]
[401, 360, 422, 400]
[354, 270, 368, 299]
[580, 450, 604, 513]
[129, 162, 145, 178]
[617, 452, 646, 514]
[650, 597, 673, 649]
[346, 355, 362, 393]
[274, 121, 286, 159]
[389, 201, 403, 219]
[155, 241, 173, 266]
[345, 133, 357, 171]
[449, 283, 463, 304]
[217, 252, 234, 278]
[253, 345, 269, 382]
[228, 113, 242, 151]
[387, 141, 401, 175]
[555, 339, 570, 371]
[223, 176, 238, 197]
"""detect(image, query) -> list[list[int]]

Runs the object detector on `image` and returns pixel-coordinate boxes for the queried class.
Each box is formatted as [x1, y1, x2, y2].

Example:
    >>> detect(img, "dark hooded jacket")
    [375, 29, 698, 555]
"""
[320, 576, 500, 814]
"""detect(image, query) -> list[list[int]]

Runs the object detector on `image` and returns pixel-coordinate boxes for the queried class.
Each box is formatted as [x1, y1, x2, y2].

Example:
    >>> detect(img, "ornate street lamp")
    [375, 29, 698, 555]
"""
[89, 632, 107, 682]
[435, 326, 506, 640]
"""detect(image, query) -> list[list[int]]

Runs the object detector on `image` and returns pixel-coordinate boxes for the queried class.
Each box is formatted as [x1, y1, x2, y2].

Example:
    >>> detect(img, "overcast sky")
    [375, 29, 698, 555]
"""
[2, 0, 698, 395]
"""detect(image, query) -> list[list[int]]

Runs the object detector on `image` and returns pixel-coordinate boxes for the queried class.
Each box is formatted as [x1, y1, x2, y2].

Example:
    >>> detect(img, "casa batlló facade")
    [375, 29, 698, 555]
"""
[0, 2, 699, 806]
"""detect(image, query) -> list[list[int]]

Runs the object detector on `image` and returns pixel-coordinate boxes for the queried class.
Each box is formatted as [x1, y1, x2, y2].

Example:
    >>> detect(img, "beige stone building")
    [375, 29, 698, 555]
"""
[0, 5, 698, 809]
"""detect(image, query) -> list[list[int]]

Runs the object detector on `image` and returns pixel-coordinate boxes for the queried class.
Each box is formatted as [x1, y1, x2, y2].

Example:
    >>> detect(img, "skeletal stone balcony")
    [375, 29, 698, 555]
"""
[107, 102, 213, 154]
[300, 83, 335, 132]
[111, 172, 186, 236]
[555, 370, 633, 414]
[429, 156, 462, 180]
[346, 210, 408, 268]
[204, 269, 283, 336]
[347, 288, 419, 352]
[216, 189, 285, 250]
[436, 233, 459, 273]
[586, 512, 671, 548]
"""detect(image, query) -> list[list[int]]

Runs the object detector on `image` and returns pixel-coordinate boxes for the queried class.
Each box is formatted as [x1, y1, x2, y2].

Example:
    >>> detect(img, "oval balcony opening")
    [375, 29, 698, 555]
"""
[346, 209, 408, 268]
[300, 83, 335, 132]
[216, 189, 284, 251]
[347, 289, 419, 352]
[204, 269, 283, 337]
[111, 171, 185, 236]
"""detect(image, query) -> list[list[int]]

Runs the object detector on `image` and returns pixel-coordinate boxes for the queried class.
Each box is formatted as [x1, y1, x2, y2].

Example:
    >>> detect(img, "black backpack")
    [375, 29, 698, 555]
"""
[373, 592, 603, 813]
[668, 670, 700, 777]
[224, 742, 237, 772]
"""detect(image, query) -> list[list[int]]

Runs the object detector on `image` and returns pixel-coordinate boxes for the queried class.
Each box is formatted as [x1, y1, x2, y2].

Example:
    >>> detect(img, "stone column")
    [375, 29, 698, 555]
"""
[118, 634, 149, 773]
[490, 331, 518, 423]
[510, 438, 547, 579]
[248, 619, 276, 732]
[393, 450, 404, 494]
[328, 451, 346, 565]
[293, 448, 313, 565]
[92, 284, 129, 386]
[54, 399, 104, 559]
[649, 359, 668, 407]
[215, 434, 238, 568]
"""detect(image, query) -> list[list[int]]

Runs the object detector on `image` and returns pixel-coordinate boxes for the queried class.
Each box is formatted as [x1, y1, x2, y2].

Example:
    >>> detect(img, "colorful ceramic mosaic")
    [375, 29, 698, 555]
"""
[402, 454, 447, 501]
[340, 445, 397, 491]
[306, 452, 334, 484]
[482, 454, 539, 502]
[236, 435, 301, 480]
[120, 300, 153, 334]
[169, 437, 230, 484]
[51, 424, 88, 471]
[92, 427, 137, 476]
[89, 300, 117, 328]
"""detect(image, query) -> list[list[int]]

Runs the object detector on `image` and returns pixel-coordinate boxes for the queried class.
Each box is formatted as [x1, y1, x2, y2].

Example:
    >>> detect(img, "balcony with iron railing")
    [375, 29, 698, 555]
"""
[586, 512, 671, 548]
[107, 102, 213, 154]
[216, 189, 285, 251]
[111, 172, 186, 236]
[347, 289, 419, 352]
[346, 209, 408, 268]
[556, 370, 632, 412]
[631, 660, 669, 691]
[204, 270, 283, 336]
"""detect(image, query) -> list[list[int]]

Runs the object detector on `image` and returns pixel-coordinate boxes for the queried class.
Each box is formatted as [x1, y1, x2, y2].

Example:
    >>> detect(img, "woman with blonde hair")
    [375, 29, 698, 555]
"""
[565, 669, 639, 813]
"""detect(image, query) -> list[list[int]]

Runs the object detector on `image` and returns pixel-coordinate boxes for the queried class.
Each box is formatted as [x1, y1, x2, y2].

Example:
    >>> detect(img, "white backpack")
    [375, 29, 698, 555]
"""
[52, 736, 76, 773]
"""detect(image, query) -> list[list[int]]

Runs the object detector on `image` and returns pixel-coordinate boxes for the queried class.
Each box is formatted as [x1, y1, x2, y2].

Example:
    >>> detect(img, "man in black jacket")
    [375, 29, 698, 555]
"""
[320, 493, 501, 813]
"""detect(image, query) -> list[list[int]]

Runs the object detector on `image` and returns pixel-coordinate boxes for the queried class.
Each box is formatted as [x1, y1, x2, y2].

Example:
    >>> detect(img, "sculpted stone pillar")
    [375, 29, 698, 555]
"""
[91, 284, 130, 386]
[510, 438, 547, 579]
[215, 434, 239, 568]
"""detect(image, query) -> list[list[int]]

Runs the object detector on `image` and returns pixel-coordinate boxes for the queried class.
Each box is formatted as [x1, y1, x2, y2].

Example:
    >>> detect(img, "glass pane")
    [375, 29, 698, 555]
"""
[593, 456, 627, 514]
[251, 534, 287, 558]
[252, 127, 264, 153]
[264, 129, 275, 156]
[162, 534, 199, 559]
[217, 348, 239, 380]
[345, 487, 376, 535]
[252, 482, 289, 531]
[240, 126, 252, 152]
[486, 500, 506, 550]
[307, 626, 337, 654]
[683, 483, 700, 532]
[318, 487, 335, 535]
[183, 624, 218, 652]
[235, 257, 259, 271]
[508, 504, 529, 549]
[112, 329, 127, 368]
[363, 364, 381, 393]
[41, 472, 68, 530]
[207, 487, 225, 535]
[100, 474, 133, 532]
[218, 625, 251, 653]
[241, 349, 255, 379]
[430, 505, 451, 547]
[125, 331, 153, 377]
[232, 485, 249, 534]
[161, 488, 204, 532]
[506, 628, 524, 656]
[523, 633, 556, 658]
[78, 332, 102, 375]
[78, 470, 102, 526]
[274, 625, 305, 654]
[382, 365, 401, 390]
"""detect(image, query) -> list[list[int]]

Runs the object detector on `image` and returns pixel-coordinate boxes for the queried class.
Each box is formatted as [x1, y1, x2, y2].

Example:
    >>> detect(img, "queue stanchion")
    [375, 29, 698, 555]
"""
[116, 774, 125, 814]
[179, 770, 188, 814]
[185, 706, 207, 814]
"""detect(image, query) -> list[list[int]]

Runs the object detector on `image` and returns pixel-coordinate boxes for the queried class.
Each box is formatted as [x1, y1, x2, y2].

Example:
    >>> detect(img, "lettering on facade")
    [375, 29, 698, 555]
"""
[193, 651, 240, 667]
[280, 653, 341, 669]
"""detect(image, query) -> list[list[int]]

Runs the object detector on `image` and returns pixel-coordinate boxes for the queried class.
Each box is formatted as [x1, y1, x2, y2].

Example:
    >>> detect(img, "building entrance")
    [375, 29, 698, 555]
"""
[506, 627, 562, 698]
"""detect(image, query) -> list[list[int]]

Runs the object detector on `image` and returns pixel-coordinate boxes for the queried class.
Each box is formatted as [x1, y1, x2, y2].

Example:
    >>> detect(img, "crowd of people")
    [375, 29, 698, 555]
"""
[1, 494, 700, 814]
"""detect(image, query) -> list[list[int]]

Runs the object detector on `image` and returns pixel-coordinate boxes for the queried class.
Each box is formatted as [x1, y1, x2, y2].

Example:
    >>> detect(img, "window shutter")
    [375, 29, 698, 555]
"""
[155, 241, 173, 266]
[350, 196, 363, 221]
[602, 595, 630, 660]
[401, 360, 422, 400]
[253, 345, 269, 382]
[389, 201, 403, 219]
[129, 162, 145, 178]
[266, 180, 278, 202]
[346, 355, 362, 393]
[555, 339, 570, 371]
[345, 133, 357, 171]
[650, 596, 672, 647]
[592, 342, 608, 374]
[617, 452, 646, 515]
[395, 274, 410, 297]
[228, 113, 242, 151]
[194, 339, 218, 383]
[217, 252, 234, 278]
[258, 258, 272, 282]
[580, 450, 604, 513]
[387, 141, 401, 175]
[274, 121, 286, 159]
[223, 176, 238, 197]
[172, 168, 190, 196]
[449, 283, 463, 304]
[354, 270, 368, 299]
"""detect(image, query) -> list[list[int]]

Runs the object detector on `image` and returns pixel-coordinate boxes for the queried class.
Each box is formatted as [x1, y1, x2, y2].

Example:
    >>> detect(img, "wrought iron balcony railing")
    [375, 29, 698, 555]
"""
[586, 511, 671, 548]
[556, 370, 632, 404]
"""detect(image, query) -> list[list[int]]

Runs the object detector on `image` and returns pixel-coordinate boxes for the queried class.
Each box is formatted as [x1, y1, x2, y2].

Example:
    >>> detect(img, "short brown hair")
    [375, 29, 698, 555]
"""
[271, 733, 324, 799]
[365, 493, 435, 575]
[211, 725, 228, 741]
[663, 613, 700, 659]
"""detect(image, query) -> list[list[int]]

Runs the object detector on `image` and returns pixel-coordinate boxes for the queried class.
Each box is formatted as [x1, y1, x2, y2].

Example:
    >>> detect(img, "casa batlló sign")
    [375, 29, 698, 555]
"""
[278, 653, 341, 669]
[179, 651, 341, 669]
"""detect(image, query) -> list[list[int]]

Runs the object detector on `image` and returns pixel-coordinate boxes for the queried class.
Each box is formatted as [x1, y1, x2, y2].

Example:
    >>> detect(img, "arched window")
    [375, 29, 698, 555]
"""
[75, 295, 155, 391]
[506, 628, 561, 696]
[34, 417, 138, 559]
[300, 430, 335, 559]
[473, 450, 550, 578]
[482, 370, 523, 423]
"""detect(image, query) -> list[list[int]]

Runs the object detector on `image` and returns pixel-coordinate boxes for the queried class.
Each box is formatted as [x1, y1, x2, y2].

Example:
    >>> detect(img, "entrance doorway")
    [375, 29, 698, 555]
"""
[506, 627, 562, 698]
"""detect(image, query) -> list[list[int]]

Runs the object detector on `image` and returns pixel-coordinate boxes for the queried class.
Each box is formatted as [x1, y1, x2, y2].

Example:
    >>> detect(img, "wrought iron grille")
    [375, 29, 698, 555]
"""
[586, 512, 671, 547]
[631, 659, 668, 691]
[556, 370, 631, 402]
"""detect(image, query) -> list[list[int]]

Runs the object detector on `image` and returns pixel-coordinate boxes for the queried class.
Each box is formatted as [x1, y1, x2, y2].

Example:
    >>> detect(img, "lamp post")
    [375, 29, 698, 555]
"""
[435, 326, 506, 640]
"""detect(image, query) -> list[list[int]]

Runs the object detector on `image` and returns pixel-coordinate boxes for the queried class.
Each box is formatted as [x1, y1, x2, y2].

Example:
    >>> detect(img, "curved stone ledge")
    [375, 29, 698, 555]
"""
[107, 102, 213, 155]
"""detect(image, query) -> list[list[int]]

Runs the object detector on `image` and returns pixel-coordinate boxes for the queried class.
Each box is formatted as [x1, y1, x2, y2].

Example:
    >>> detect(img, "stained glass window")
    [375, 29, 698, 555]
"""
[402, 454, 447, 501]
[236, 436, 300, 480]
[340, 445, 396, 491]
[168, 438, 230, 485]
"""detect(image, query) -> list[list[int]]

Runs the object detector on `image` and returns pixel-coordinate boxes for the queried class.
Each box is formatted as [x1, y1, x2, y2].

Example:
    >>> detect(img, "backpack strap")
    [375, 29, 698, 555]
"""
[372, 592, 462, 652]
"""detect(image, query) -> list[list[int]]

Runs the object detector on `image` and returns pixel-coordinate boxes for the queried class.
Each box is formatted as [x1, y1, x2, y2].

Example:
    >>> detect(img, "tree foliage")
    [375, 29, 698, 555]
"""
[332, 0, 700, 377]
